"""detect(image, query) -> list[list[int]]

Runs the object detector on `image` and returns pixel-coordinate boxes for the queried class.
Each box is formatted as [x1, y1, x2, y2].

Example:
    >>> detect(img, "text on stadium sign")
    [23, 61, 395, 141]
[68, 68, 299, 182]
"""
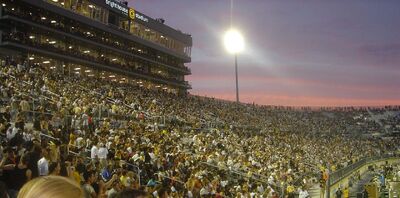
[135, 13, 149, 22]
[105, 0, 128, 16]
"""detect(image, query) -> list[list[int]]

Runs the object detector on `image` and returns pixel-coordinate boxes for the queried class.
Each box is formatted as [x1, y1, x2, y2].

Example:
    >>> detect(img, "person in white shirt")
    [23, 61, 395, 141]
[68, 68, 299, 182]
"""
[6, 125, 18, 140]
[90, 143, 99, 163]
[397, 170, 400, 180]
[106, 181, 121, 198]
[38, 149, 49, 176]
[97, 143, 108, 168]
[257, 184, 265, 194]
[298, 188, 310, 198]
[23, 131, 33, 142]
[187, 191, 193, 198]
[131, 152, 141, 162]
[75, 137, 84, 149]
[148, 151, 156, 165]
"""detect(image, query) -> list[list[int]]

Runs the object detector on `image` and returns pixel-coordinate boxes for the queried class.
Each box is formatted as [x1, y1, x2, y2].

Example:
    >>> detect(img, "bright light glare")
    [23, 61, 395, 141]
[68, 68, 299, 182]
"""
[224, 29, 244, 54]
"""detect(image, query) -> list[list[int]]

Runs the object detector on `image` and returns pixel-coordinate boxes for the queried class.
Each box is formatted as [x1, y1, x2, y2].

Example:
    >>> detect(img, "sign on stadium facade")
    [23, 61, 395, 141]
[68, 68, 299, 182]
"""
[105, 0, 128, 16]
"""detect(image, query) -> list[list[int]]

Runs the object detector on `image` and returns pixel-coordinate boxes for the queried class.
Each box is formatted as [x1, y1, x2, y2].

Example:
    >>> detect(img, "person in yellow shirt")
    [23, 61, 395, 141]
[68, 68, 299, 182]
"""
[120, 170, 129, 187]
[66, 161, 81, 185]
[111, 104, 118, 114]
[323, 170, 329, 181]
[287, 184, 295, 194]
[115, 150, 122, 160]
[49, 141, 60, 162]
[343, 186, 349, 198]
[73, 106, 81, 115]
[69, 132, 76, 146]
[331, 165, 336, 172]
[71, 167, 82, 185]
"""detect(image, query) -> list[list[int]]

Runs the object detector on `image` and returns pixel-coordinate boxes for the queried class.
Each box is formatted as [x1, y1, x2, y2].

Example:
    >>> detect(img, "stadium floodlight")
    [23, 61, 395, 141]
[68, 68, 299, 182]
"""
[224, 29, 244, 54]
[223, 29, 244, 103]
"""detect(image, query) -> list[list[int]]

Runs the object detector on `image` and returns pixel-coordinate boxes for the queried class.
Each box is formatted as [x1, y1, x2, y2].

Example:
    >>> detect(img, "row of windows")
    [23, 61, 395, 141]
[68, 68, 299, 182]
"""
[130, 22, 192, 57]
[2, 30, 185, 83]
[45, 0, 109, 23]
[44, 0, 192, 57]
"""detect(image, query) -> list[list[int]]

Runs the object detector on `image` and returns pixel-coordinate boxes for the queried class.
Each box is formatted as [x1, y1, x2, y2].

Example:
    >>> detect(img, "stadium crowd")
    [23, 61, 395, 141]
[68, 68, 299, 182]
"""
[0, 57, 399, 197]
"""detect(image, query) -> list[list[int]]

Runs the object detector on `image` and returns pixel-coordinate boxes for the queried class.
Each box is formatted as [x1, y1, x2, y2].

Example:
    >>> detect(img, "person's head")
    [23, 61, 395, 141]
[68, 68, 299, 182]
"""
[158, 188, 169, 198]
[49, 162, 61, 175]
[17, 176, 83, 198]
[116, 189, 147, 198]
[19, 153, 30, 166]
[41, 147, 49, 158]
[24, 141, 34, 151]
[83, 171, 96, 184]
[112, 180, 122, 191]
[121, 170, 127, 176]
[32, 143, 41, 153]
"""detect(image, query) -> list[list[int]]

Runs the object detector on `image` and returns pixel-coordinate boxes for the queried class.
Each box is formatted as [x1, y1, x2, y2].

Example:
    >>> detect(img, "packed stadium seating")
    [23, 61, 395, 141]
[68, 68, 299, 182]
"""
[0, 59, 399, 197]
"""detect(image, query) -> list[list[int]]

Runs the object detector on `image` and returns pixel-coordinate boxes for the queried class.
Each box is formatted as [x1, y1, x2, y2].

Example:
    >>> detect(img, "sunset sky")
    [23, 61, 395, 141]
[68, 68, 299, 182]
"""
[132, 0, 400, 106]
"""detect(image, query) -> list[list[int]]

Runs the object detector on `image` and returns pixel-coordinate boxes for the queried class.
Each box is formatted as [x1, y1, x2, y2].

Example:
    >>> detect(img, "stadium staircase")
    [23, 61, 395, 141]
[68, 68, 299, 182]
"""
[348, 171, 374, 198]
[307, 172, 374, 198]
[308, 184, 322, 198]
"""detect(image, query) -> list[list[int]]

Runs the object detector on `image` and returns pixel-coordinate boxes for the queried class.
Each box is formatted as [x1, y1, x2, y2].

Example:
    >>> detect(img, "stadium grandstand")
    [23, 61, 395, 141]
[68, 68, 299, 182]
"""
[0, 1, 399, 198]
[0, 0, 192, 94]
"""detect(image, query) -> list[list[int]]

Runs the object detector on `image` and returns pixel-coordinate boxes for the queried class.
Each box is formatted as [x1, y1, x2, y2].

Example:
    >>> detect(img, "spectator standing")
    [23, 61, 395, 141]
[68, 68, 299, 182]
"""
[37, 147, 50, 176]
[98, 143, 108, 168]
[90, 143, 98, 163]
[82, 171, 97, 198]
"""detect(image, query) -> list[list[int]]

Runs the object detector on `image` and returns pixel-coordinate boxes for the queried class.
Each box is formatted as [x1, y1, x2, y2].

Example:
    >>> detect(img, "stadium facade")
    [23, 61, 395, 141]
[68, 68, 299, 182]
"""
[0, 0, 192, 94]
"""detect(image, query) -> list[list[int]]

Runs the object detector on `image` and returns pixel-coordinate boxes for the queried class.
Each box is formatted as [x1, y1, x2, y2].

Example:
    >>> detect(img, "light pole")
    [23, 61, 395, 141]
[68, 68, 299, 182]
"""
[224, 29, 244, 103]
[234, 54, 239, 103]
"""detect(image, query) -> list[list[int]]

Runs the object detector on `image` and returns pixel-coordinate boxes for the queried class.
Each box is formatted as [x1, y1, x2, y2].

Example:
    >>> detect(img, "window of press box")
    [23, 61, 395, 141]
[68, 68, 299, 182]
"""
[45, 0, 109, 23]
[119, 18, 129, 31]
[108, 12, 119, 27]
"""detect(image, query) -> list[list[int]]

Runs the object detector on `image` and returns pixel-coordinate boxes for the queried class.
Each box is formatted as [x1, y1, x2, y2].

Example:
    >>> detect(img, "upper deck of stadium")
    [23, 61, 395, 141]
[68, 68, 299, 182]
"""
[37, 0, 192, 60]
[0, 0, 193, 92]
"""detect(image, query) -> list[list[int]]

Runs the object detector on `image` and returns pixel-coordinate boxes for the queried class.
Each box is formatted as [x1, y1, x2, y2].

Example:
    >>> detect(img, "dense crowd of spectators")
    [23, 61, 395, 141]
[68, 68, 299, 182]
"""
[0, 58, 399, 197]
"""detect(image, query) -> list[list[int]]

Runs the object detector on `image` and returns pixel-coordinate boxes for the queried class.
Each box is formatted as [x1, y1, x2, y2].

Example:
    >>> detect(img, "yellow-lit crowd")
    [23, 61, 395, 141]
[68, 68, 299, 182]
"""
[0, 58, 399, 197]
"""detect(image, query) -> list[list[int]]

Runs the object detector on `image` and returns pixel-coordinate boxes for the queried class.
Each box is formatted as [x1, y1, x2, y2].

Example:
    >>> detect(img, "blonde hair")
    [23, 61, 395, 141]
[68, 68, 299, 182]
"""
[17, 176, 83, 198]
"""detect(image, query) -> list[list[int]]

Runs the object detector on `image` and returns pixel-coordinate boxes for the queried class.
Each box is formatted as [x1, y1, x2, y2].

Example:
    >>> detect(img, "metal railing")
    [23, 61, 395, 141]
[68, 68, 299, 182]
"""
[329, 154, 399, 185]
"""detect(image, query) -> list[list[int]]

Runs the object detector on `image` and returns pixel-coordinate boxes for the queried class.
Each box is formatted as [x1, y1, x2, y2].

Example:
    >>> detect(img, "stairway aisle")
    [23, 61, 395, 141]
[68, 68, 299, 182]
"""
[349, 171, 375, 197]
[309, 183, 322, 198]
